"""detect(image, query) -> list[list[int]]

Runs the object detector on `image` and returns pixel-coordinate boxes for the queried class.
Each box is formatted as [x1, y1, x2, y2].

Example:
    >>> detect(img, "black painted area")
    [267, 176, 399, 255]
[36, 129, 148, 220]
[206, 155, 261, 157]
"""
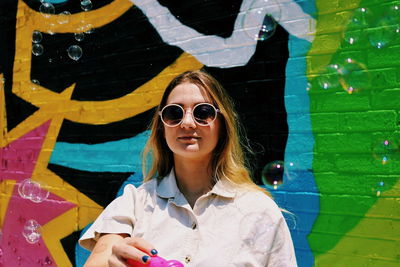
[204, 24, 289, 184]
[23, 0, 113, 13]
[0, 0, 39, 131]
[57, 107, 155, 144]
[60, 230, 82, 267]
[48, 163, 133, 208]
[159, 0, 242, 38]
[30, 6, 183, 101]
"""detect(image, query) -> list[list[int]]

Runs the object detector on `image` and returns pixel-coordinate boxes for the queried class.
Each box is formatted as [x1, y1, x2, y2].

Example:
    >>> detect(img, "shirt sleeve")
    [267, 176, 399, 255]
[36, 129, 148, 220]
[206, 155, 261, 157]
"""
[264, 214, 298, 267]
[78, 184, 139, 251]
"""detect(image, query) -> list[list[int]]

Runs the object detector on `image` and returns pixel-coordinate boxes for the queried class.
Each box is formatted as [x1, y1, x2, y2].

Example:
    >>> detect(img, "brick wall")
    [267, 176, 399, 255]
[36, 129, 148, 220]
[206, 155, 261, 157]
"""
[0, 0, 398, 266]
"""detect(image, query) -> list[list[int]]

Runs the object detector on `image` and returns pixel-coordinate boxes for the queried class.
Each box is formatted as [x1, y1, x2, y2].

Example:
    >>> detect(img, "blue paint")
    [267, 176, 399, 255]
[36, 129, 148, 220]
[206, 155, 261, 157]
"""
[294, 0, 317, 19]
[42, 0, 69, 4]
[50, 130, 151, 172]
[117, 172, 144, 197]
[271, 33, 319, 267]
[76, 224, 93, 267]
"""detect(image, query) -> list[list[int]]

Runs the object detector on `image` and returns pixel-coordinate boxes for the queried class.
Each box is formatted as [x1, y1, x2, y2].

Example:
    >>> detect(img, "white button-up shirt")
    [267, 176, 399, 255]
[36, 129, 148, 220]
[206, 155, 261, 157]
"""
[79, 170, 297, 266]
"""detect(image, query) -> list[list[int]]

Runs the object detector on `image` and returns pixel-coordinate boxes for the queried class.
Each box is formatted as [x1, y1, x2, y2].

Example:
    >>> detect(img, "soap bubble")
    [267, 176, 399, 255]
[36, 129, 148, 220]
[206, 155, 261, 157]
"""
[262, 160, 284, 189]
[39, 2, 55, 18]
[57, 11, 71, 24]
[31, 79, 40, 90]
[349, 7, 374, 30]
[22, 219, 41, 244]
[372, 138, 399, 165]
[67, 45, 83, 61]
[74, 33, 85, 41]
[257, 15, 277, 41]
[18, 179, 49, 203]
[83, 23, 94, 34]
[342, 29, 363, 46]
[367, 21, 398, 49]
[239, 211, 283, 254]
[32, 30, 42, 43]
[315, 64, 341, 90]
[241, 0, 281, 41]
[338, 59, 370, 94]
[80, 0, 93, 11]
[283, 211, 297, 231]
[47, 23, 56, 35]
[32, 44, 44, 56]
[375, 181, 386, 197]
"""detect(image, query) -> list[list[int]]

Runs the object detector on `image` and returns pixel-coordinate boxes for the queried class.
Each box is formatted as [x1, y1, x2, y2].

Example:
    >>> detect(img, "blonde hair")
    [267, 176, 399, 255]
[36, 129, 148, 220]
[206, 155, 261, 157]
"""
[142, 70, 270, 196]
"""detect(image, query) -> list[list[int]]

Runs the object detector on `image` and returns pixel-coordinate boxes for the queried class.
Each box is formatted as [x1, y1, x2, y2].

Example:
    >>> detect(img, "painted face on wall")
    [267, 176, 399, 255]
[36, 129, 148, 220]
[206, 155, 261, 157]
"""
[162, 82, 221, 163]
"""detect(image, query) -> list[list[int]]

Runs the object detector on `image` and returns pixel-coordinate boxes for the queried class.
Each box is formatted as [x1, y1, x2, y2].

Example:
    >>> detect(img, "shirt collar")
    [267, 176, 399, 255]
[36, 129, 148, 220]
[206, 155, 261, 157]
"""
[156, 169, 180, 199]
[156, 169, 237, 199]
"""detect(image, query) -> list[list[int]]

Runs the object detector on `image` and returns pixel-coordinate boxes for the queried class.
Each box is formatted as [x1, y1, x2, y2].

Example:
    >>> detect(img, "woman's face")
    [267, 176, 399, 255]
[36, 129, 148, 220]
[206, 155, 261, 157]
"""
[163, 82, 221, 163]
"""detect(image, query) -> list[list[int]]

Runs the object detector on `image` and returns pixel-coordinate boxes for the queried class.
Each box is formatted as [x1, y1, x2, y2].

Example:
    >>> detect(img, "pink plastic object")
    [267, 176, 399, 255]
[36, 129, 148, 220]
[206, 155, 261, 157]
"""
[127, 256, 184, 267]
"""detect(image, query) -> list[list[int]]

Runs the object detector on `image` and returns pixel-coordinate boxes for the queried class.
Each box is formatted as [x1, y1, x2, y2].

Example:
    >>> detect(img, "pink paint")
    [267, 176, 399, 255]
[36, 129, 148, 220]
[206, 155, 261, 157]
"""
[0, 120, 50, 182]
[0, 121, 76, 265]
[1, 186, 76, 265]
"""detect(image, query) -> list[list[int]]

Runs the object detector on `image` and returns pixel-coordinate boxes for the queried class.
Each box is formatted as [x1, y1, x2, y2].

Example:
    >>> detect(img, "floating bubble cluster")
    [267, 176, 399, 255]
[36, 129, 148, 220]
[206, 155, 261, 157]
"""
[18, 179, 49, 203]
[311, 58, 370, 94]
[345, 4, 400, 49]
[22, 219, 41, 244]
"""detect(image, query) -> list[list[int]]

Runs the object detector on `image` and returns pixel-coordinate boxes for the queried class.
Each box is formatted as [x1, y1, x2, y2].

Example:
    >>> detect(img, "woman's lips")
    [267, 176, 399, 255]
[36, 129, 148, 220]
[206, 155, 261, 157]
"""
[178, 136, 200, 141]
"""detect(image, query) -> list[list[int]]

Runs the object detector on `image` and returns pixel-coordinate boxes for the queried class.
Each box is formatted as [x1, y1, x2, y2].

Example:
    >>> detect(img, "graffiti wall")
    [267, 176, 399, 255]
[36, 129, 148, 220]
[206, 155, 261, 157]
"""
[0, 0, 398, 266]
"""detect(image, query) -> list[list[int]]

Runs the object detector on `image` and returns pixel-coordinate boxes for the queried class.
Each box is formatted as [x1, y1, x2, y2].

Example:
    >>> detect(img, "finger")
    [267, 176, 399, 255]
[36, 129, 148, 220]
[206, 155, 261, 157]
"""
[124, 237, 158, 257]
[112, 240, 153, 265]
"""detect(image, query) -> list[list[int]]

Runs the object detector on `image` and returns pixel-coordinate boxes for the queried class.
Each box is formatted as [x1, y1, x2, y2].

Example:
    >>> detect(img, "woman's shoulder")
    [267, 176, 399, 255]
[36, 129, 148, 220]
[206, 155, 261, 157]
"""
[121, 178, 158, 199]
[235, 188, 282, 219]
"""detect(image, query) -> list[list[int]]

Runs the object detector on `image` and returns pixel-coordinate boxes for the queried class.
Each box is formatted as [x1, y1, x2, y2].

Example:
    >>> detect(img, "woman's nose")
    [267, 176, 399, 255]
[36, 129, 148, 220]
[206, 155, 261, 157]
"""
[180, 110, 196, 128]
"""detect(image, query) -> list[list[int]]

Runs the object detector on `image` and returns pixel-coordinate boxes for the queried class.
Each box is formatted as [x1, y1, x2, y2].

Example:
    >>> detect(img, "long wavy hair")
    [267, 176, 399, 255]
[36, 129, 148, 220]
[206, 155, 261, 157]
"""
[142, 70, 269, 195]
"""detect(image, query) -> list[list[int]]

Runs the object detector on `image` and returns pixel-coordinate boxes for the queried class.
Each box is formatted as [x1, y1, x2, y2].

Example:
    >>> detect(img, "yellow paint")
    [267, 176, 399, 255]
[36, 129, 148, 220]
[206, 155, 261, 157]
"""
[13, 0, 204, 127]
[42, 208, 78, 267]
[0, 180, 15, 228]
[307, 0, 361, 76]
[314, 179, 400, 266]
[3, 0, 204, 265]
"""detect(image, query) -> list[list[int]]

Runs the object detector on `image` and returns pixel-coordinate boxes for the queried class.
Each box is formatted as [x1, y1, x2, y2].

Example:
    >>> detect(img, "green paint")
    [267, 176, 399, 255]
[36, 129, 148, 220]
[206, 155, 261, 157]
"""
[307, 0, 400, 259]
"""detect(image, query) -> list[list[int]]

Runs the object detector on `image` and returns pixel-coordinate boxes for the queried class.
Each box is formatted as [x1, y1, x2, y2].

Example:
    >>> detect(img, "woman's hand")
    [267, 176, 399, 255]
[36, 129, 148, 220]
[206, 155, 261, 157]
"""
[110, 236, 158, 266]
[84, 234, 157, 267]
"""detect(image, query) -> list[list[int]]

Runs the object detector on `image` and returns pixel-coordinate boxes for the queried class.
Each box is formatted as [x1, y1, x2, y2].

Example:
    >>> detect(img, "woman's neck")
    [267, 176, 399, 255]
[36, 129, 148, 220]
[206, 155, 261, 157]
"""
[173, 156, 215, 207]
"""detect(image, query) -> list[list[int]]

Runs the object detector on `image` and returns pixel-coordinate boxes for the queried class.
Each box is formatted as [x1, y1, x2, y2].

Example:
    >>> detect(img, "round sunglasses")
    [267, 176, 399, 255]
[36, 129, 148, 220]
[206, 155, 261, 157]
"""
[159, 103, 220, 127]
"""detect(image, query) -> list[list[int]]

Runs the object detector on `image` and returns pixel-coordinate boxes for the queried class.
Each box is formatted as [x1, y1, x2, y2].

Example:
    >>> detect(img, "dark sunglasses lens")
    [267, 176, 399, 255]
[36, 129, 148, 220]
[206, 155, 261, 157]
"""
[194, 104, 216, 125]
[162, 106, 183, 126]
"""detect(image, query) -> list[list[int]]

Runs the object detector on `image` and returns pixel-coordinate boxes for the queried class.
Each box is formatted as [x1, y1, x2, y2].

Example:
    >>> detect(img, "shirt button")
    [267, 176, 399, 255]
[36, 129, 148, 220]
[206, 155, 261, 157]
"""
[191, 222, 197, 229]
[185, 255, 191, 263]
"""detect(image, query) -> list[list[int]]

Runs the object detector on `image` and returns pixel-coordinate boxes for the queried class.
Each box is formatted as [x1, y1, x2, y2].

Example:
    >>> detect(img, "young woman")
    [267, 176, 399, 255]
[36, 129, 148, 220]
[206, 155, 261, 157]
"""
[79, 70, 297, 266]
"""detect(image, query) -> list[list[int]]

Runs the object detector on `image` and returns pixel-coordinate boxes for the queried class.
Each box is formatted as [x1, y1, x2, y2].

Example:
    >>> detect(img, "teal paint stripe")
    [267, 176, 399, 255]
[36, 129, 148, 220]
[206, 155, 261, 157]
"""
[49, 130, 150, 172]
[278, 34, 318, 267]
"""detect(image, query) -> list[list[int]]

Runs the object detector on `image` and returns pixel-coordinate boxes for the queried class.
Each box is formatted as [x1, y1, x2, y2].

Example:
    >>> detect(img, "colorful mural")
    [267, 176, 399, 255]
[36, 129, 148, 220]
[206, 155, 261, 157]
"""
[0, 0, 398, 266]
